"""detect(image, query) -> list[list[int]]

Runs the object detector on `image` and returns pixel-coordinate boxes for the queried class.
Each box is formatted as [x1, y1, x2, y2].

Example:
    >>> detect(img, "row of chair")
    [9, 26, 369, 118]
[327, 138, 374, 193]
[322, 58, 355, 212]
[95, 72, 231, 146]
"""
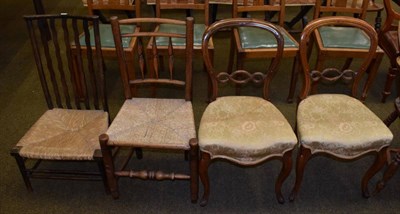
[11, 10, 398, 206]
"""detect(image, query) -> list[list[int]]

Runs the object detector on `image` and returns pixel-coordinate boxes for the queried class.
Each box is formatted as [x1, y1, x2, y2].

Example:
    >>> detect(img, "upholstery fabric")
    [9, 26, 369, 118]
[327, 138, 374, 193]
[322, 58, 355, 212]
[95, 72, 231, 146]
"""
[106, 98, 196, 150]
[155, 24, 206, 46]
[198, 96, 297, 165]
[17, 108, 108, 160]
[318, 26, 370, 49]
[238, 25, 298, 49]
[297, 94, 393, 159]
[79, 24, 135, 48]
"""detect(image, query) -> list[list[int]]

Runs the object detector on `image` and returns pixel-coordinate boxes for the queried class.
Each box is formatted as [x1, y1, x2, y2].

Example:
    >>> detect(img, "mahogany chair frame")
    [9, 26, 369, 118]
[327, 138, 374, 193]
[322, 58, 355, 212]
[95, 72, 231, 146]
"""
[379, 0, 400, 102]
[289, 16, 389, 201]
[287, 0, 384, 102]
[230, 0, 299, 101]
[100, 17, 198, 201]
[10, 14, 109, 192]
[199, 18, 295, 206]
[71, 0, 141, 95]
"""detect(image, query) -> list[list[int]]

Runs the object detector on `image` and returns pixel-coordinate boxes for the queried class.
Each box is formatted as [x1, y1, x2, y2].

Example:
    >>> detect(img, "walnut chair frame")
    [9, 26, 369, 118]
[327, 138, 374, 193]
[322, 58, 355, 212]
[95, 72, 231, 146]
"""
[287, 0, 385, 102]
[229, 0, 299, 101]
[100, 17, 198, 201]
[10, 14, 109, 192]
[198, 18, 298, 206]
[289, 16, 393, 201]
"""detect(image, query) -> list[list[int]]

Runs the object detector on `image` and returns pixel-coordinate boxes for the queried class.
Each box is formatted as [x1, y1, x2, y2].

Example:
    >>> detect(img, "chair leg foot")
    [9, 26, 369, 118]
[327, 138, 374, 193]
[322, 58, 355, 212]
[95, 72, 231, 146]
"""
[199, 152, 211, 207]
[275, 150, 293, 204]
[290, 146, 311, 202]
[361, 147, 388, 198]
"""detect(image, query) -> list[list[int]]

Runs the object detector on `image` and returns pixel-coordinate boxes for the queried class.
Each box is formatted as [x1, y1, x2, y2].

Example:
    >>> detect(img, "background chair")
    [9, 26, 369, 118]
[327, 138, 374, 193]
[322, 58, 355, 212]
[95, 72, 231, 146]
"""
[379, 0, 400, 102]
[289, 16, 393, 201]
[100, 16, 198, 201]
[229, 0, 299, 100]
[198, 18, 297, 206]
[71, 0, 140, 87]
[10, 14, 109, 192]
[287, 0, 385, 102]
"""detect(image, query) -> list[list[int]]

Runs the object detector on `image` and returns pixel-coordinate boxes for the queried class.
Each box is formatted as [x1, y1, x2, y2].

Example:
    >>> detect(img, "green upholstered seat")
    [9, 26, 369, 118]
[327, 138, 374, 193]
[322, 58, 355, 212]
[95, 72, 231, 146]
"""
[318, 26, 371, 49]
[238, 25, 297, 49]
[155, 24, 205, 46]
[79, 24, 135, 48]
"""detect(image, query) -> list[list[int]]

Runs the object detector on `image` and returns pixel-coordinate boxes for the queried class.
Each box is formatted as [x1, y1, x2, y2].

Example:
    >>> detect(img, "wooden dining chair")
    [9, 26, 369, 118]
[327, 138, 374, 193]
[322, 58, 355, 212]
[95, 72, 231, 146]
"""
[287, 0, 385, 102]
[379, 0, 400, 103]
[198, 18, 297, 206]
[289, 16, 394, 201]
[10, 14, 109, 192]
[71, 0, 140, 90]
[100, 16, 198, 201]
[229, 0, 299, 101]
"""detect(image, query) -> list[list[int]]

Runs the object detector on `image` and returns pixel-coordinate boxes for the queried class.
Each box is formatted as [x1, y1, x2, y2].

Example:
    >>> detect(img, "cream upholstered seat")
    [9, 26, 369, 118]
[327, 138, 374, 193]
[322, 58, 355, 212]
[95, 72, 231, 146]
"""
[106, 98, 195, 149]
[199, 96, 297, 164]
[290, 16, 394, 201]
[198, 18, 296, 206]
[17, 109, 108, 160]
[297, 94, 393, 158]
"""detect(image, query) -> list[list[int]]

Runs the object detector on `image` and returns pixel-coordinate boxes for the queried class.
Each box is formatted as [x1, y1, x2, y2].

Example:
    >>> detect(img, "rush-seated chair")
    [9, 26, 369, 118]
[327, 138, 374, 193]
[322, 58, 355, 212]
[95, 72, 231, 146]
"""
[100, 17, 198, 201]
[10, 14, 109, 192]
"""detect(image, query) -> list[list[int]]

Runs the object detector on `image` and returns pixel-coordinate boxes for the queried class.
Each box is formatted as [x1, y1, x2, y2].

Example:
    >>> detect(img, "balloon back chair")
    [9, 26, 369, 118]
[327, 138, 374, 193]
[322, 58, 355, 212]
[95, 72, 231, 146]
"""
[10, 14, 109, 192]
[289, 16, 394, 201]
[198, 18, 298, 206]
[99, 17, 199, 201]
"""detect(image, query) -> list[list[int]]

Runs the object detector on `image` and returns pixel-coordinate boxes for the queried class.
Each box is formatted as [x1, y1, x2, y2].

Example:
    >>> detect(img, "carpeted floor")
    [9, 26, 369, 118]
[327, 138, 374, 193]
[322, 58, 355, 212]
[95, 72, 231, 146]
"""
[0, 0, 399, 213]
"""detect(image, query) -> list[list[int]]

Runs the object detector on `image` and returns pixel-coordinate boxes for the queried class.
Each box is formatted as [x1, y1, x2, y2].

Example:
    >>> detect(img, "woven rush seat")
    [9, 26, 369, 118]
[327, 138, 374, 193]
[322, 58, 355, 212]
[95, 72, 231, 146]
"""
[199, 96, 297, 164]
[106, 98, 196, 150]
[16, 108, 108, 160]
[297, 94, 393, 159]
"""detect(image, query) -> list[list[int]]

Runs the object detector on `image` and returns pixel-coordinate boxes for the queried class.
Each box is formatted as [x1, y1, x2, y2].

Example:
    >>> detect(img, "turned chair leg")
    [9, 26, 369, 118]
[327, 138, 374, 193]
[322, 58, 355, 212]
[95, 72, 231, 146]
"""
[381, 67, 398, 103]
[290, 145, 312, 201]
[199, 152, 211, 207]
[189, 139, 199, 203]
[99, 134, 119, 199]
[361, 147, 388, 198]
[275, 150, 293, 204]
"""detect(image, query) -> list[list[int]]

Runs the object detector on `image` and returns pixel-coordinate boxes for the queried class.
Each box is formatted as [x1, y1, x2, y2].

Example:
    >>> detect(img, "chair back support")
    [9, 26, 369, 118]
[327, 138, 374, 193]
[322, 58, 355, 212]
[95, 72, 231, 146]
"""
[155, 0, 210, 25]
[381, 0, 400, 33]
[314, 0, 369, 19]
[298, 16, 378, 100]
[202, 18, 284, 101]
[87, 0, 140, 17]
[24, 14, 108, 111]
[233, 0, 286, 26]
[111, 17, 194, 100]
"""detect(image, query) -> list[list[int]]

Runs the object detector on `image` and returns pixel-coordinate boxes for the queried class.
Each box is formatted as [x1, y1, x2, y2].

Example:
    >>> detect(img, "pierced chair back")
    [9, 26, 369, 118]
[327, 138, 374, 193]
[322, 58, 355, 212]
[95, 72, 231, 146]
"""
[202, 18, 284, 101]
[26, 14, 108, 111]
[298, 16, 378, 100]
[111, 17, 194, 99]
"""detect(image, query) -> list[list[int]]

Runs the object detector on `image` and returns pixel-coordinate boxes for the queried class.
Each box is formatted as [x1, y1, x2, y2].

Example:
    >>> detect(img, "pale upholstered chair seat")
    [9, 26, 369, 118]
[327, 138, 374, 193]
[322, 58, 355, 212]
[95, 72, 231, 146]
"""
[16, 108, 108, 160]
[297, 94, 393, 159]
[198, 96, 297, 164]
[106, 98, 196, 150]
